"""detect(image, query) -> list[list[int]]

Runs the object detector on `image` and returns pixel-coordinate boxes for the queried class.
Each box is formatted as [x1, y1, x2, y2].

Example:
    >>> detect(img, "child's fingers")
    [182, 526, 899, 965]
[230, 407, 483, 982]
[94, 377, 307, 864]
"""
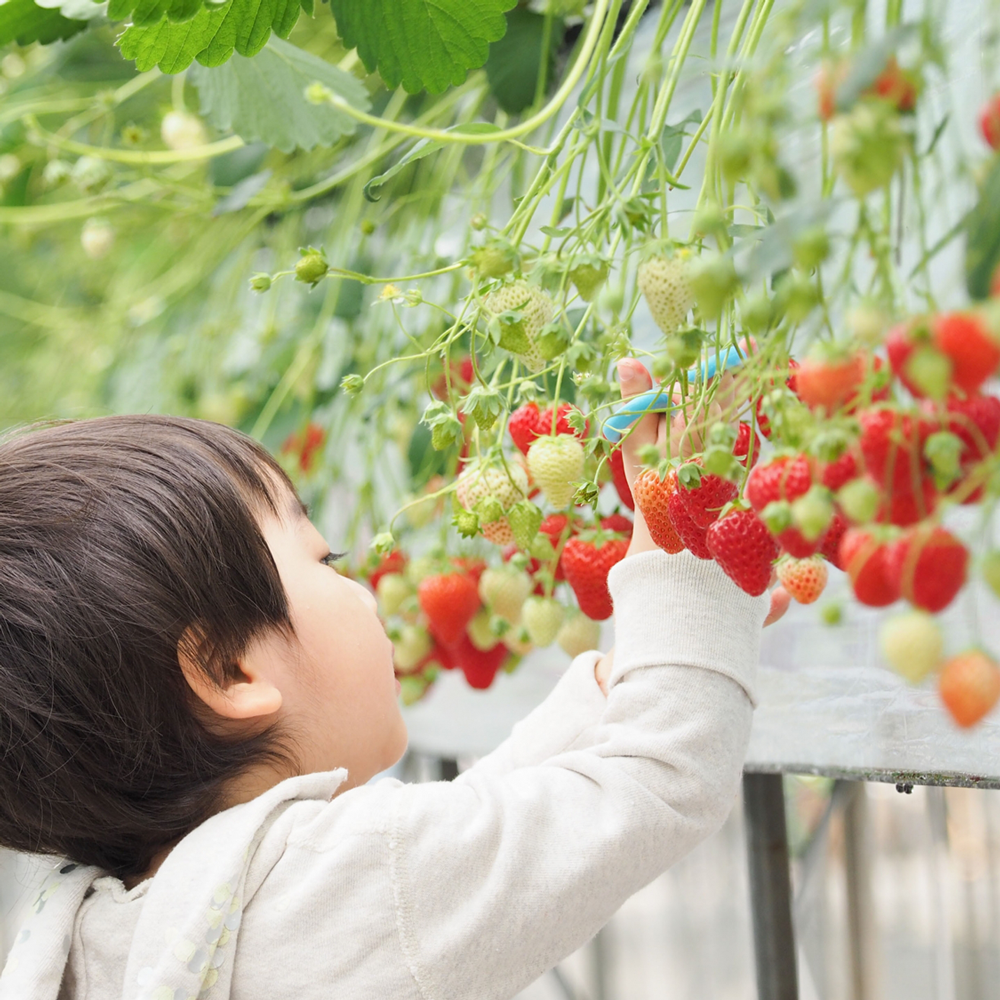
[763, 586, 792, 627]
[616, 359, 661, 486]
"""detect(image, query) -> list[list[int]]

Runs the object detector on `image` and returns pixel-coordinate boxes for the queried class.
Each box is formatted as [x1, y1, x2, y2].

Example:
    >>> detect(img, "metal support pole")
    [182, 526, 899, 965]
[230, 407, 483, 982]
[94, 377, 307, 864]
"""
[842, 781, 879, 1000]
[743, 772, 799, 1000]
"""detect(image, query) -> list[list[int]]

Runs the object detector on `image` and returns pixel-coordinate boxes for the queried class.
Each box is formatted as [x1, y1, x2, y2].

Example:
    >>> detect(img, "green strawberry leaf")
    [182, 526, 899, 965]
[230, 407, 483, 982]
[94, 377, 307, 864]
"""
[189, 37, 369, 153]
[330, 0, 517, 95]
[117, 0, 300, 73]
[484, 7, 561, 114]
[107, 0, 202, 28]
[0, 0, 89, 46]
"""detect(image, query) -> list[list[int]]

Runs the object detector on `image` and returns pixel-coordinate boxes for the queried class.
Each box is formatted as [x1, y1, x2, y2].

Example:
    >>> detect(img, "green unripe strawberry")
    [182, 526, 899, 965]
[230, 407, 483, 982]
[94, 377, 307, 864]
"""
[296, 252, 329, 285]
[521, 596, 565, 647]
[569, 260, 609, 302]
[399, 673, 432, 706]
[981, 550, 1000, 598]
[832, 102, 908, 196]
[527, 435, 585, 509]
[479, 567, 532, 624]
[838, 478, 880, 524]
[393, 624, 432, 673]
[467, 609, 499, 651]
[689, 255, 739, 319]
[792, 227, 831, 271]
[485, 280, 554, 372]
[791, 486, 834, 542]
[471, 242, 516, 279]
[637, 251, 695, 334]
[376, 573, 411, 617]
[250, 273, 272, 293]
[456, 462, 529, 545]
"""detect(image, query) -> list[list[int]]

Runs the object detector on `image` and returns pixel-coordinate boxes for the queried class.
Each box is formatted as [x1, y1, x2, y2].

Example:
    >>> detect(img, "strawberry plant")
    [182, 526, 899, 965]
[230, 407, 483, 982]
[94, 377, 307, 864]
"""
[2, 1, 1000, 726]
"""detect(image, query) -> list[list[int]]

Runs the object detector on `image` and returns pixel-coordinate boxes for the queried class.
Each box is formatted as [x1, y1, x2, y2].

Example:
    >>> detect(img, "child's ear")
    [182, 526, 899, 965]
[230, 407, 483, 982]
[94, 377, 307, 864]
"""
[177, 625, 283, 721]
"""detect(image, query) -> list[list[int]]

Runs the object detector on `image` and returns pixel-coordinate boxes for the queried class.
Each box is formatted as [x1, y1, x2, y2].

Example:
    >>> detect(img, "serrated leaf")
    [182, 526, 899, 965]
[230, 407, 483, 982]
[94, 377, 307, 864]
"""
[363, 122, 500, 201]
[107, 0, 201, 27]
[330, 0, 516, 95]
[0, 0, 89, 46]
[190, 37, 368, 153]
[966, 156, 1000, 301]
[484, 7, 560, 115]
[117, 0, 300, 73]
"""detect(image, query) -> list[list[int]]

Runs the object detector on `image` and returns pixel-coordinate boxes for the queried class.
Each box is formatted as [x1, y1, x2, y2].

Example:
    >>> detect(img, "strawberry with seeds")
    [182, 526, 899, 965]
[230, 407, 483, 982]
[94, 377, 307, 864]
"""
[706, 508, 780, 597]
[562, 530, 630, 621]
[633, 468, 685, 554]
[608, 446, 635, 510]
[933, 312, 1000, 395]
[417, 572, 482, 646]
[673, 463, 739, 529]
[746, 454, 821, 557]
[733, 422, 761, 468]
[777, 556, 828, 604]
[509, 402, 543, 455]
[857, 407, 933, 496]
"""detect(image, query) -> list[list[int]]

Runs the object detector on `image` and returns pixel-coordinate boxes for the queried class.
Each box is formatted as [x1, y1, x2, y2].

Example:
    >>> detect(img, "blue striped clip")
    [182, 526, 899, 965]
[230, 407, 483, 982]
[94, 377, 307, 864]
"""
[602, 344, 747, 444]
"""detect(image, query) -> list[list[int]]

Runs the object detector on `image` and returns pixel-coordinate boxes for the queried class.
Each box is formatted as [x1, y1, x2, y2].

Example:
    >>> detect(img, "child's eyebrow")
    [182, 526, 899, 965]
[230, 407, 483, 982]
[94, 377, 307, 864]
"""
[287, 496, 310, 520]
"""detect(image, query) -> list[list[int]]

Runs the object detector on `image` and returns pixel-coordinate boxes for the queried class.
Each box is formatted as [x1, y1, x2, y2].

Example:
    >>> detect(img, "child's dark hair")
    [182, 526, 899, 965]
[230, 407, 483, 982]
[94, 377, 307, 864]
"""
[0, 414, 302, 880]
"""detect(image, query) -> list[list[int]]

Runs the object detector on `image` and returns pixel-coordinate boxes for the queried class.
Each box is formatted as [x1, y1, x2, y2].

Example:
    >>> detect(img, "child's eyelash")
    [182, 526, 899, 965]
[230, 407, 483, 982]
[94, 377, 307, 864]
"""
[321, 552, 347, 568]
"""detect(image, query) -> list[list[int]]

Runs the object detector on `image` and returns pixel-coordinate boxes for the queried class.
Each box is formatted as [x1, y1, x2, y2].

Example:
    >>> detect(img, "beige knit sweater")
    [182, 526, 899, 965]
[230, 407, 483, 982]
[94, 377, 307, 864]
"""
[0, 549, 768, 1000]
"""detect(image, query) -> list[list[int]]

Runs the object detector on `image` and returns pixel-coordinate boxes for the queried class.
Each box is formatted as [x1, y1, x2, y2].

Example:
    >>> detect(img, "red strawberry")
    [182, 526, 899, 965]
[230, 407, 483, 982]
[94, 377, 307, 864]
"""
[633, 468, 685, 554]
[746, 454, 819, 557]
[706, 509, 780, 597]
[746, 454, 813, 511]
[980, 94, 1000, 150]
[562, 534, 630, 621]
[674, 465, 739, 529]
[796, 352, 865, 412]
[600, 513, 633, 536]
[885, 525, 968, 613]
[933, 312, 1000, 395]
[885, 321, 932, 398]
[609, 447, 635, 510]
[418, 573, 481, 645]
[539, 513, 573, 580]
[939, 651, 1000, 728]
[432, 356, 475, 399]
[857, 407, 933, 495]
[422, 641, 455, 671]
[875, 476, 938, 527]
[756, 359, 800, 439]
[450, 635, 508, 690]
[839, 528, 899, 607]
[539, 402, 589, 440]
[733, 422, 761, 468]
[509, 402, 543, 454]
[451, 557, 486, 585]
[820, 512, 848, 569]
[942, 393, 1000, 502]
[666, 479, 712, 559]
[369, 551, 407, 591]
[871, 56, 919, 112]
[820, 449, 859, 493]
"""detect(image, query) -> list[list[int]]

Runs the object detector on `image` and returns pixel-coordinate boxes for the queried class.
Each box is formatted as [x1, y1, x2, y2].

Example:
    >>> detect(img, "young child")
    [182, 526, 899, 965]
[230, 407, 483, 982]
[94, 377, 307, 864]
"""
[0, 359, 784, 1000]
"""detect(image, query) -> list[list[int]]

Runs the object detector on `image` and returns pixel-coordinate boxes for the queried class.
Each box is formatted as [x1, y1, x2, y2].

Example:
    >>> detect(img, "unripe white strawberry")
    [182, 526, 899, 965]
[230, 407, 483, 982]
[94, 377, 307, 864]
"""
[484, 280, 553, 372]
[503, 625, 534, 656]
[376, 572, 411, 617]
[478, 567, 532, 624]
[393, 624, 432, 673]
[456, 461, 529, 544]
[637, 251, 694, 334]
[161, 110, 207, 151]
[80, 217, 114, 260]
[879, 611, 943, 685]
[557, 611, 602, 658]
[521, 596, 565, 647]
[527, 434, 585, 509]
[467, 609, 498, 651]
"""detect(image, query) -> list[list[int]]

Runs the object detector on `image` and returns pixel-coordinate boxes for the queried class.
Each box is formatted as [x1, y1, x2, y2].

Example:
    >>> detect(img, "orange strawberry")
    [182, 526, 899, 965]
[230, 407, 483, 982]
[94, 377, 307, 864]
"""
[633, 468, 684, 554]
[777, 556, 828, 604]
[795, 352, 865, 412]
[939, 651, 1000, 728]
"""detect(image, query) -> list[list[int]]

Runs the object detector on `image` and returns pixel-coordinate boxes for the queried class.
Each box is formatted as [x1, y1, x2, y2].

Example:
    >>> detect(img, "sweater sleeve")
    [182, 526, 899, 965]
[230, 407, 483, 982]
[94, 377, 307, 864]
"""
[389, 550, 768, 1000]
